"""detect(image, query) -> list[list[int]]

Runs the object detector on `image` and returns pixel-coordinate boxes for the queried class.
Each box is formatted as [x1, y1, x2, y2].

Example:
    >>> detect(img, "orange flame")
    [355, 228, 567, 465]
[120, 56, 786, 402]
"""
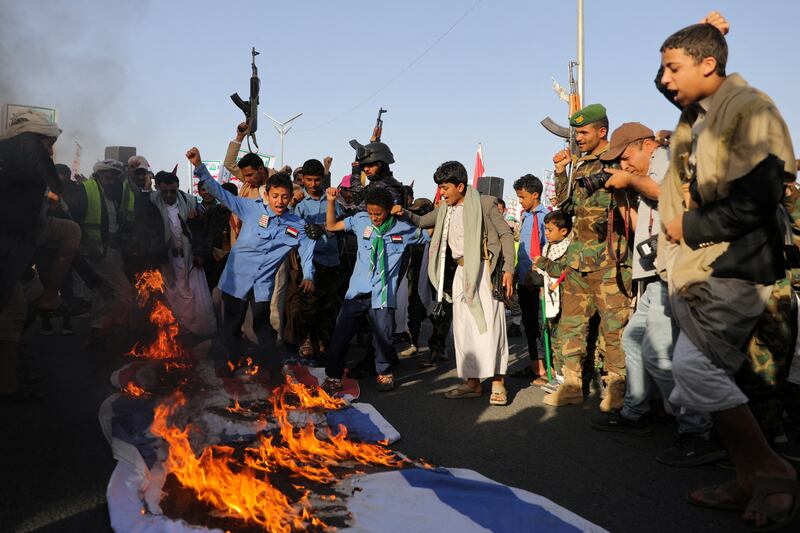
[151, 377, 412, 530]
[122, 382, 148, 397]
[164, 362, 189, 372]
[128, 270, 187, 360]
[226, 398, 244, 414]
[151, 394, 326, 532]
[242, 386, 405, 485]
[279, 375, 346, 411]
[134, 269, 165, 306]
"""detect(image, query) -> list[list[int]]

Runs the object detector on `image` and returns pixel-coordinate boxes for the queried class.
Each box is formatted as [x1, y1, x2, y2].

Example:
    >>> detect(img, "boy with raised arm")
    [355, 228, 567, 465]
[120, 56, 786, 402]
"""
[187, 147, 315, 375]
[321, 186, 428, 393]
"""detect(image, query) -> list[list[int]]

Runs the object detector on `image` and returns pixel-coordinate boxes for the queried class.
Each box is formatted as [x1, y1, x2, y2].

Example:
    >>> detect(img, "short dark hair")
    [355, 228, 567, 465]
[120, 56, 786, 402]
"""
[221, 182, 238, 196]
[55, 163, 71, 180]
[265, 171, 292, 193]
[433, 161, 468, 186]
[238, 153, 265, 171]
[364, 186, 394, 211]
[301, 158, 324, 177]
[513, 174, 543, 195]
[660, 23, 727, 76]
[497, 198, 506, 209]
[544, 209, 572, 232]
[155, 171, 179, 186]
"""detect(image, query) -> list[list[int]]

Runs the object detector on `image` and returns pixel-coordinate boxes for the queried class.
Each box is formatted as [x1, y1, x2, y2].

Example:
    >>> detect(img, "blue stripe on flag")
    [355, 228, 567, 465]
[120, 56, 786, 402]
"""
[326, 407, 386, 443]
[401, 468, 581, 533]
[111, 395, 159, 468]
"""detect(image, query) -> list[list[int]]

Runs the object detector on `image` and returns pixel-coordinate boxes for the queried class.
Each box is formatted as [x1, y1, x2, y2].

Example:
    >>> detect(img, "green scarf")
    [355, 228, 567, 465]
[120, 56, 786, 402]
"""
[369, 217, 395, 308]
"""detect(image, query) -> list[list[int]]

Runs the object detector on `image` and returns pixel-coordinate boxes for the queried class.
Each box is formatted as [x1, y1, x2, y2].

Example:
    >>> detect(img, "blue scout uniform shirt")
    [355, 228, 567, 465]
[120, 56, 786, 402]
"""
[517, 203, 548, 284]
[194, 164, 314, 302]
[294, 192, 342, 267]
[344, 212, 429, 309]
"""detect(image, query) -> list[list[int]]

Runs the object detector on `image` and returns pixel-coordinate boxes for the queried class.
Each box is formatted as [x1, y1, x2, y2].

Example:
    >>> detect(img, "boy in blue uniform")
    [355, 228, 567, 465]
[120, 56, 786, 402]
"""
[186, 147, 315, 374]
[509, 174, 549, 385]
[290, 158, 342, 358]
[321, 186, 429, 392]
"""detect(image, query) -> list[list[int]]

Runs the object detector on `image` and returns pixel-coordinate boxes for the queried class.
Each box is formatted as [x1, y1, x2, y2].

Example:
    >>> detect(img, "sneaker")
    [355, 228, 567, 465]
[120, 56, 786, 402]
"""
[321, 377, 343, 394]
[39, 320, 54, 336]
[298, 337, 316, 358]
[656, 434, 727, 467]
[507, 323, 523, 338]
[773, 431, 800, 462]
[397, 344, 418, 359]
[419, 350, 447, 367]
[591, 410, 653, 436]
[376, 373, 395, 392]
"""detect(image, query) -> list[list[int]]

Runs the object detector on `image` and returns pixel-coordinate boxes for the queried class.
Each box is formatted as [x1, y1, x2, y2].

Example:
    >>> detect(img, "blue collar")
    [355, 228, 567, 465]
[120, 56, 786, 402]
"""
[302, 191, 324, 202]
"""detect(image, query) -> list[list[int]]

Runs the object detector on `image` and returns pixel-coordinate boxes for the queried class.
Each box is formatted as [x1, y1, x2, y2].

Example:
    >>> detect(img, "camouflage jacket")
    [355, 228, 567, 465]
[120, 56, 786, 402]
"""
[555, 144, 631, 272]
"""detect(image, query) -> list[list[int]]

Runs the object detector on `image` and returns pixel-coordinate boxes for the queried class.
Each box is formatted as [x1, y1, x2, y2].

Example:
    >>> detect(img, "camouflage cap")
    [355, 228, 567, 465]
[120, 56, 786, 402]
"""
[569, 103, 607, 127]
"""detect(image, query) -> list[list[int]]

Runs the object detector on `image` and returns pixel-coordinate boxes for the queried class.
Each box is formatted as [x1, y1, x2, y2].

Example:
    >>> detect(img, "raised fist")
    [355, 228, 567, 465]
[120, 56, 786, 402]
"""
[186, 147, 202, 167]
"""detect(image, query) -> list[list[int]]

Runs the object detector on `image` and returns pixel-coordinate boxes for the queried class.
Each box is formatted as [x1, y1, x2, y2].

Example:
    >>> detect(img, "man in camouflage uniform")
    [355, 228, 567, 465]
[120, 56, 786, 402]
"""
[539, 104, 632, 410]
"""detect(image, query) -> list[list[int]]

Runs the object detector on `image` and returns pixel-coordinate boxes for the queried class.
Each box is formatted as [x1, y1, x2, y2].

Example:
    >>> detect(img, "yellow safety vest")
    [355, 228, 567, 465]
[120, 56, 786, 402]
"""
[120, 180, 136, 226]
[81, 180, 104, 258]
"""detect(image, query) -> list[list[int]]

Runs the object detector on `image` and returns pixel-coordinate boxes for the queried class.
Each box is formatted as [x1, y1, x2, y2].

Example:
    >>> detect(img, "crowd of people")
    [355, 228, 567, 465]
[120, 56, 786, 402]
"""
[1, 10, 799, 530]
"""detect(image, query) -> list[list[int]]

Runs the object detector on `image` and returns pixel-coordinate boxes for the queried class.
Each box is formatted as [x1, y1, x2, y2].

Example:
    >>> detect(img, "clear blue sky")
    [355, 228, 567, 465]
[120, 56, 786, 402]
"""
[2, 0, 798, 200]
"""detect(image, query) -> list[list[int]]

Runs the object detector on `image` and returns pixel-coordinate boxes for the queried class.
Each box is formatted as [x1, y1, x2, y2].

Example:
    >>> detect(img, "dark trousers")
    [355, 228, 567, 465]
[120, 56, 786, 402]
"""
[221, 290, 277, 366]
[407, 277, 428, 346]
[518, 285, 543, 361]
[297, 263, 339, 343]
[427, 300, 453, 354]
[326, 297, 396, 379]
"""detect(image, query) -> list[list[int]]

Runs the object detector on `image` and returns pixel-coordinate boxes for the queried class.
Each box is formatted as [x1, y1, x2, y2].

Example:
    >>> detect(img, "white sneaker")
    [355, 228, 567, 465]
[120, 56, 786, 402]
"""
[397, 344, 418, 359]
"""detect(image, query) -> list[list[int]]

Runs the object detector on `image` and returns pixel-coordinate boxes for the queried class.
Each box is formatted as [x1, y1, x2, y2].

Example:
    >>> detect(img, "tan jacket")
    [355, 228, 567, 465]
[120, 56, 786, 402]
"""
[224, 140, 264, 245]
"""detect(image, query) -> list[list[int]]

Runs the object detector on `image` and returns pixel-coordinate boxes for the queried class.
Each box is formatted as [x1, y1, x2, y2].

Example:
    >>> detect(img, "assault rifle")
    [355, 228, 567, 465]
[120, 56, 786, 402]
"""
[370, 107, 387, 142]
[540, 60, 581, 212]
[540, 60, 580, 157]
[230, 47, 260, 152]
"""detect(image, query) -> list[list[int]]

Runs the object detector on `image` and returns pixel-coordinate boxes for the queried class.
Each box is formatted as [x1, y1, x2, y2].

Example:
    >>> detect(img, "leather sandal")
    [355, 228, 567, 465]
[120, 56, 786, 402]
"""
[445, 383, 482, 399]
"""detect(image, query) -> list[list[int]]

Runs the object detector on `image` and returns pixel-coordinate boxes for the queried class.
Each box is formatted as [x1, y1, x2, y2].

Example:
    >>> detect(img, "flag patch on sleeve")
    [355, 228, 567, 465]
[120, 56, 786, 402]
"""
[390, 235, 403, 243]
[363, 226, 374, 239]
[258, 214, 269, 228]
[286, 226, 299, 238]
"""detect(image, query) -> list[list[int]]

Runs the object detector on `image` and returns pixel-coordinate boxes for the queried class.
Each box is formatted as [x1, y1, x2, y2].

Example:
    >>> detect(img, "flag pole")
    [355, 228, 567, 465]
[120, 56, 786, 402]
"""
[541, 288, 553, 381]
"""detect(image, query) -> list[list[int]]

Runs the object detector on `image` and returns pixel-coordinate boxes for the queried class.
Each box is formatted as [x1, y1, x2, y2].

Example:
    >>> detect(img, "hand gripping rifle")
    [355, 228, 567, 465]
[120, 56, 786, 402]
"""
[230, 47, 260, 152]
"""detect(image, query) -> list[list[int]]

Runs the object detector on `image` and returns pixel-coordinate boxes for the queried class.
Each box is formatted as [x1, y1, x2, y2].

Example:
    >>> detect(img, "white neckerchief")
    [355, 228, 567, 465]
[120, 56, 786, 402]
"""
[436, 206, 454, 302]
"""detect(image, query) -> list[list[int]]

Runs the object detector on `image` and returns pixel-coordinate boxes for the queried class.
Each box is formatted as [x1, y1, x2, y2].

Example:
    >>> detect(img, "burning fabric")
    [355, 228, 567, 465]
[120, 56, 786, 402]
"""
[100, 271, 606, 532]
[128, 270, 188, 360]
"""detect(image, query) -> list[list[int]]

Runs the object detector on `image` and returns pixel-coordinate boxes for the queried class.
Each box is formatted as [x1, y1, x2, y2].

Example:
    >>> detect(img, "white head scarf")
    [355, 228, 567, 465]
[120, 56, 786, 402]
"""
[0, 109, 61, 140]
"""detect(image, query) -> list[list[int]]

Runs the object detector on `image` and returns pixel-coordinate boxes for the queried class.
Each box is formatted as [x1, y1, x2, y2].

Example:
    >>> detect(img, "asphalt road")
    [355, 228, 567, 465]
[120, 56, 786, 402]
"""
[1, 314, 796, 532]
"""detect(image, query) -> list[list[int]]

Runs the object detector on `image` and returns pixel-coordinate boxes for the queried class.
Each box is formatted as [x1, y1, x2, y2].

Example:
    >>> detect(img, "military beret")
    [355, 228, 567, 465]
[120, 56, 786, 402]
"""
[569, 103, 607, 127]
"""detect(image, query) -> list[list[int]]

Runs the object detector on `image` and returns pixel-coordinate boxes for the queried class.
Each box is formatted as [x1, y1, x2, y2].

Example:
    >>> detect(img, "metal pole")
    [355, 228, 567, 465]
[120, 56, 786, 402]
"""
[577, 0, 585, 104]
